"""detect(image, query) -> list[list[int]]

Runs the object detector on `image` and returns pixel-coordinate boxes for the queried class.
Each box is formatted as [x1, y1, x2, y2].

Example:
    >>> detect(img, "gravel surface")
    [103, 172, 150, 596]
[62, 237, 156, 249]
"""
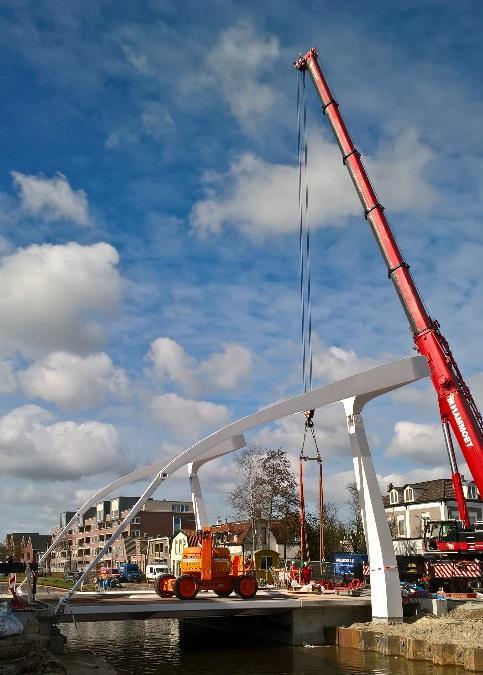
[351, 604, 483, 649]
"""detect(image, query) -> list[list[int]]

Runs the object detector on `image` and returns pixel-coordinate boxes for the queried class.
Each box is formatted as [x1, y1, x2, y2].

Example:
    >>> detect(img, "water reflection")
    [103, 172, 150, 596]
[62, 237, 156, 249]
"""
[61, 619, 468, 675]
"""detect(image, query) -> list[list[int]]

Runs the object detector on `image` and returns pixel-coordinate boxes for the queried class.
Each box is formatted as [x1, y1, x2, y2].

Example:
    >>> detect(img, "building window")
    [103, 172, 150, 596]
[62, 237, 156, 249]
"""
[133, 517, 140, 524]
[132, 530, 141, 537]
[172, 504, 190, 513]
[404, 487, 414, 502]
[260, 556, 273, 570]
[389, 490, 399, 505]
[468, 484, 477, 500]
[173, 516, 182, 534]
[397, 517, 406, 537]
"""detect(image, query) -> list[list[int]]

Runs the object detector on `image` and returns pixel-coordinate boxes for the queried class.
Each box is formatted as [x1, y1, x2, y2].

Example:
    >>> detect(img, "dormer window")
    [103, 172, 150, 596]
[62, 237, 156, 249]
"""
[389, 489, 399, 505]
[404, 487, 414, 502]
[467, 484, 477, 500]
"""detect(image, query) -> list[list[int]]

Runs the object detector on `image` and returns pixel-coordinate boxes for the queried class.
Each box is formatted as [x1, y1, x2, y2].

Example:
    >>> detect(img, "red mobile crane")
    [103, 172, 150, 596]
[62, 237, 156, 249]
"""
[294, 48, 483, 533]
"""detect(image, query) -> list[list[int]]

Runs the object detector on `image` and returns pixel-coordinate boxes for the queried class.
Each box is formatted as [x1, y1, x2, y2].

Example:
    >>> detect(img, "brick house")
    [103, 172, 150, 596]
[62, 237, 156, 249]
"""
[383, 478, 483, 555]
[5, 533, 51, 563]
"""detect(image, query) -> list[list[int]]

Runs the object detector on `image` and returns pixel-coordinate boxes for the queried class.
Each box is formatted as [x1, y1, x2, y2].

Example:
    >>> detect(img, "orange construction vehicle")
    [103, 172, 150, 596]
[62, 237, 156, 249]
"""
[154, 528, 258, 600]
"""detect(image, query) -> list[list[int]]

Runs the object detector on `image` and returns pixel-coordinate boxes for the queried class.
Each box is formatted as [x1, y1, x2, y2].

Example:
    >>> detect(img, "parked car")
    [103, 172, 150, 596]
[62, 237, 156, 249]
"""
[145, 563, 169, 583]
[118, 562, 141, 582]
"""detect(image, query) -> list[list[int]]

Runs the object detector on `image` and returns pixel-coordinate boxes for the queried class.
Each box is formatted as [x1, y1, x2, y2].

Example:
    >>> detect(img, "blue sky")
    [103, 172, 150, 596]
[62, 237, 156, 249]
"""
[1, 0, 483, 538]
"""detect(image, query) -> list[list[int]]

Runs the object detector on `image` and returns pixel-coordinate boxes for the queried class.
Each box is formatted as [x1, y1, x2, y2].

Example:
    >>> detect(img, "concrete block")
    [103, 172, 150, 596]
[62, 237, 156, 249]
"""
[360, 630, 376, 651]
[432, 643, 456, 666]
[406, 638, 428, 661]
[423, 641, 434, 661]
[455, 645, 466, 666]
[384, 635, 403, 656]
[416, 598, 448, 617]
[336, 627, 362, 649]
[464, 647, 483, 672]
[398, 636, 408, 656]
[374, 634, 387, 654]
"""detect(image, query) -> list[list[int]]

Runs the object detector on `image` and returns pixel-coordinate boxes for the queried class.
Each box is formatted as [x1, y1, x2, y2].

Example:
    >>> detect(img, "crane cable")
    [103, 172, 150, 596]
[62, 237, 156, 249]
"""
[297, 71, 324, 573]
[297, 70, 313, 394]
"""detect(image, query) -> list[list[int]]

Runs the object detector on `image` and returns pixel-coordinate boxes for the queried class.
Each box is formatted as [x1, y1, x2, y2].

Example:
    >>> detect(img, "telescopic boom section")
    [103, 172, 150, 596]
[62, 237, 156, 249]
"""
[294, 48, 483, 505]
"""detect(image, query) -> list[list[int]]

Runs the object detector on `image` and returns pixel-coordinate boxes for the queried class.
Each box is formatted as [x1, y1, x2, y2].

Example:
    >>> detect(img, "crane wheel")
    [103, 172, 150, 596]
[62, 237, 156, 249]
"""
[234, 574, 258, 599]
[173, 574, 199, 600]
[154, 573, 175, 598]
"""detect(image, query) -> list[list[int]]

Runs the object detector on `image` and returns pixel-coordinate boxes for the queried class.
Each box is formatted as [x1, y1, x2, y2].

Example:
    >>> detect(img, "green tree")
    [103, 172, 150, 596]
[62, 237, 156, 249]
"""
[344, 481, 367, 553]
[306, 503, 345, 560]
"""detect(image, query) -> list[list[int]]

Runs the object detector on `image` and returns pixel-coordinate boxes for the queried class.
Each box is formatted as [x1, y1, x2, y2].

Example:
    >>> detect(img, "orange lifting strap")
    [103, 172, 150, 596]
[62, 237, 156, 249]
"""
[299, 410, 324, 567]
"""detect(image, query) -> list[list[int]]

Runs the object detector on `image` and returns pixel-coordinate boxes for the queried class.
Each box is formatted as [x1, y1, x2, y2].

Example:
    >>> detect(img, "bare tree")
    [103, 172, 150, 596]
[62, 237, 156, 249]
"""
[230, 446, 299, 553]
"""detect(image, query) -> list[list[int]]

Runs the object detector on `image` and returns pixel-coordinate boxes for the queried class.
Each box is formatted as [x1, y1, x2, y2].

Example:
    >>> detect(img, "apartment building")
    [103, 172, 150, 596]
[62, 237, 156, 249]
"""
[51, 498, 195, 573]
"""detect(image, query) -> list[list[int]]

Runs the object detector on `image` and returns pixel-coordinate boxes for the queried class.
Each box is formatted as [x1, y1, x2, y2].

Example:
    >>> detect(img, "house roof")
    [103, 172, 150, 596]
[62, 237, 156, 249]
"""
[211, 522, 250, 545]
[383, 479, 481, 506]
[28, 534, 51, 550]
[175, 529, 199, 546]
[6, 533, 48, 547]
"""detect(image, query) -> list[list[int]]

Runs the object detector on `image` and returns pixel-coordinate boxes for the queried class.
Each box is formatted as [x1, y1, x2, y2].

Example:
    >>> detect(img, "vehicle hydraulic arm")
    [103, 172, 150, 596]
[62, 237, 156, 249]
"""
[294, 48, 483, 522]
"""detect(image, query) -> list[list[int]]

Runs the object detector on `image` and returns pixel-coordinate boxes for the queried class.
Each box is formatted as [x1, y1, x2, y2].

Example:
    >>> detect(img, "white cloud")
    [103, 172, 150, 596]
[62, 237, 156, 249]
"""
[190, 131, 435, 240]
[252, 404, 350, 459]
[147, 338, 252, 395]
[194, 21, 280, 133]
[12, 171, 90, 226]
[391, 383, 437, 411]
[312, 340, 380, 383]
[150, 393, 230, 441]
[366, 129, 436, 212]
[0, 242, 121, 358]
[385, 420, 444, 465]
[20, 351, 128, 410]
[141, 102, 175, 140]
[0, 404, 125, 480]
[0, 360, 17, 394]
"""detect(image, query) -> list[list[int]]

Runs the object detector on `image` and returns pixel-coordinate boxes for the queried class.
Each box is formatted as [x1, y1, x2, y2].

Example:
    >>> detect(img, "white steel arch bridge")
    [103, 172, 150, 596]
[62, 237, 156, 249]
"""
[33, 355, 428, 622]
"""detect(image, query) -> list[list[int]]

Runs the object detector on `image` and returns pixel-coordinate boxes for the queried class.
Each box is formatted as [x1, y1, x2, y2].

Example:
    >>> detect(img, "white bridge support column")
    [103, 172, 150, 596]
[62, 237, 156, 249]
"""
[189, 469, 207, 530]
[189, 435, 246, 529]
[343, 397, 402, 622]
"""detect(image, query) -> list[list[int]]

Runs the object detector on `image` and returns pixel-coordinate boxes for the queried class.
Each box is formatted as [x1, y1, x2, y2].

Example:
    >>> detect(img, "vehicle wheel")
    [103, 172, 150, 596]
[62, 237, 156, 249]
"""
[234, 575, 258, 599]
[173, 574, 199, 600]
[154, 573, 175, 598]
[214, 589, 233, 597]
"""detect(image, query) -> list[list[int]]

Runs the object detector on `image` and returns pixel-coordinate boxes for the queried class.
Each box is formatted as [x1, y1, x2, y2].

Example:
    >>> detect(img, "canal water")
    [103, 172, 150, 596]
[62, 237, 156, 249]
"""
[61, 619, 468, 675]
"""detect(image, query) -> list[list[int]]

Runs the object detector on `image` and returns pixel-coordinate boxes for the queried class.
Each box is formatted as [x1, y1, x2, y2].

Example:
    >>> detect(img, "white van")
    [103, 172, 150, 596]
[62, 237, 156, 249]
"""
[146, 563, 170, 582]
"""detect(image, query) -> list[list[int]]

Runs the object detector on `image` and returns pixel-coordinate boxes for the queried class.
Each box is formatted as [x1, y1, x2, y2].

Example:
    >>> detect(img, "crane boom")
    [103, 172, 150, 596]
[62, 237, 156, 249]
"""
[294, 48, 483, 512]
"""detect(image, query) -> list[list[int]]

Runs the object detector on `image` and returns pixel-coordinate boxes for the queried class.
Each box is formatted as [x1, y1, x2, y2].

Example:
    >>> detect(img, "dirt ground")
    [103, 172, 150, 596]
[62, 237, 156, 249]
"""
[351, 604, 483, 649]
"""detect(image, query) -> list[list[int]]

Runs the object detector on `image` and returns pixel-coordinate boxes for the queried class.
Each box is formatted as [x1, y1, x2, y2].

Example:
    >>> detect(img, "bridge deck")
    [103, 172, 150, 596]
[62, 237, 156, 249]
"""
[42, 589, 370, 623]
